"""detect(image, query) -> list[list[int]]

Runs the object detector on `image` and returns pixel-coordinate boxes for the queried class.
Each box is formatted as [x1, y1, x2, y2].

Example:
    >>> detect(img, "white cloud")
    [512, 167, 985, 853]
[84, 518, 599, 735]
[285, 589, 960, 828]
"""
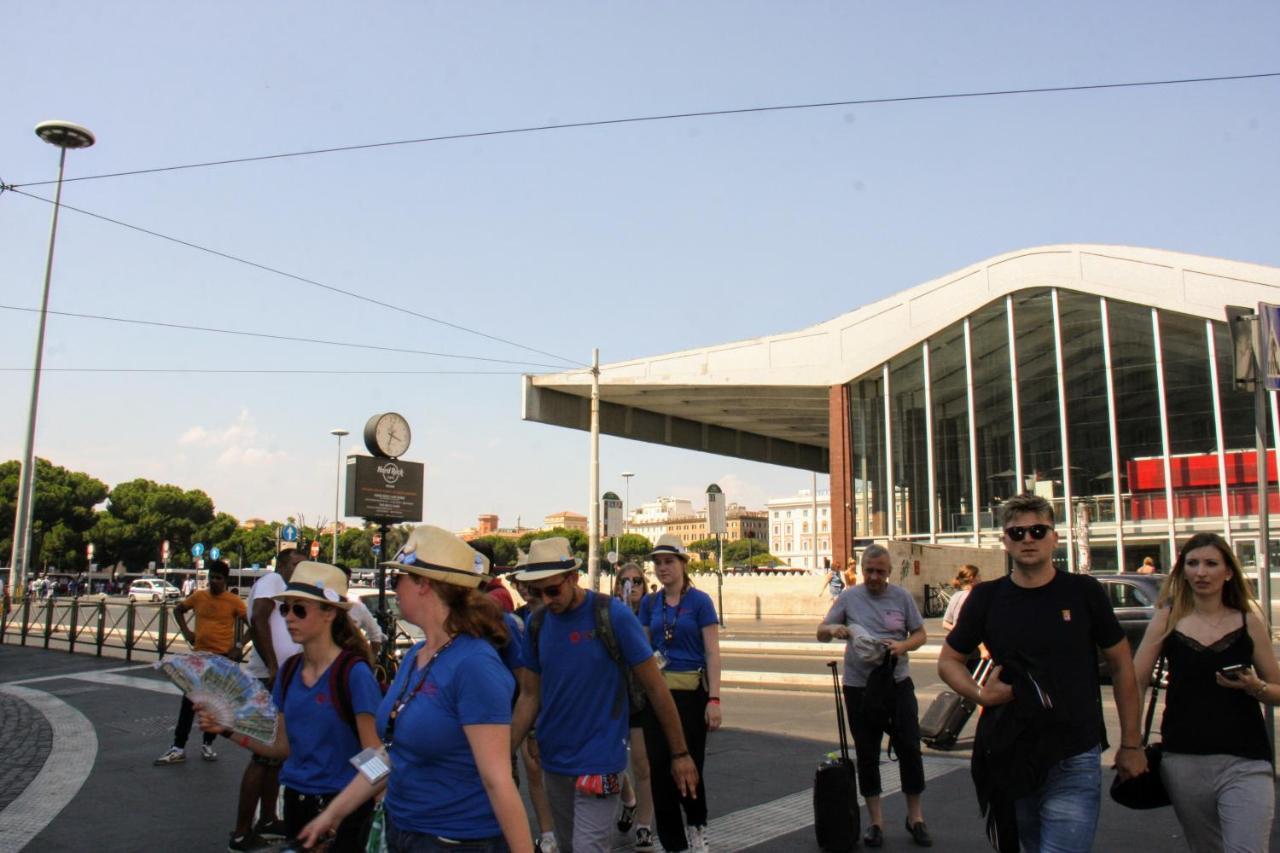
[178, 410, 291, 472]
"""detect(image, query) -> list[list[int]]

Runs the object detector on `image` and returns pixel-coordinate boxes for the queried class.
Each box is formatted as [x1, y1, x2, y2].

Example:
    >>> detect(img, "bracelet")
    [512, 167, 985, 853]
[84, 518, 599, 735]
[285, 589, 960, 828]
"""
[1119, 745, 1143, 751]
[1252, 680, 1269, 700]
[237, 734, 251, 748]
[707, 697, 720, 705]
[670, 751, 690, 760]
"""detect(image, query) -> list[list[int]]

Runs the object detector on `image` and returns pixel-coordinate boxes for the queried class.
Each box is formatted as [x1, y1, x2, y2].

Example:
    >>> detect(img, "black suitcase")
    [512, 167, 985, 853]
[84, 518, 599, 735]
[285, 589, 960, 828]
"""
[919, 658, 992, 749]
[814, 660, 860, 851]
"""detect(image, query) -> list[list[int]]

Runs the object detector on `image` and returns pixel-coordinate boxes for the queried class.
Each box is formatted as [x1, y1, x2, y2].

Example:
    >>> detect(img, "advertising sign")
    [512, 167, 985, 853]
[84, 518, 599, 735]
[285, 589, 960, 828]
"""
[1261, 302, 1280, 392]
[706, 483, 726, 536]
[345, 455, 425, 522]
[602, 491, 623, 537]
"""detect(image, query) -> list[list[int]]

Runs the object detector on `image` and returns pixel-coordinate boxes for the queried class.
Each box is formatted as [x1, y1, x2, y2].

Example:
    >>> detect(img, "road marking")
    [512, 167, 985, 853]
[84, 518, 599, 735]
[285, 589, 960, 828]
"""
[4, 663, 155, 685]
[60, 670, 180, 696]
[0, 684, 99, 851]
[711, 757, 962, 851]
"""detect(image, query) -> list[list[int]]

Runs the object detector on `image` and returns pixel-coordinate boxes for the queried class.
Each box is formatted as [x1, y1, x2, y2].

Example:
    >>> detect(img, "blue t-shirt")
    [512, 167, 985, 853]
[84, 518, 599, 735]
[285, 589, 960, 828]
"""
[376, 636, 515, 838]
[524, 591, 652, 776]
[271, 655, 381, 795]
[499, 612, 525, 673]
[637, 587, 719, 672]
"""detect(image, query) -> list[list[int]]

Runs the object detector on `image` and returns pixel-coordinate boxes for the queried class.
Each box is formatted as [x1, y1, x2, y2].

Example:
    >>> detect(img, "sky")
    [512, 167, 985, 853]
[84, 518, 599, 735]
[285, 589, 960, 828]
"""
[2, 2, 1278, 536]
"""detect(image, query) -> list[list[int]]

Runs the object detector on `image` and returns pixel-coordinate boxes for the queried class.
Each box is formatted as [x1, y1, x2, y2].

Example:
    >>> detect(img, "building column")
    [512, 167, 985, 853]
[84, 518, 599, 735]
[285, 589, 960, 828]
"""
[829, 384, 854, 572]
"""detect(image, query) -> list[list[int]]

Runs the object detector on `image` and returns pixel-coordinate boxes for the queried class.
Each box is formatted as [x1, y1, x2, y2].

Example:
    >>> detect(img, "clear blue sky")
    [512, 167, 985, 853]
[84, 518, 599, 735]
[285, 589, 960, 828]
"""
[3, 2, 1278, 533]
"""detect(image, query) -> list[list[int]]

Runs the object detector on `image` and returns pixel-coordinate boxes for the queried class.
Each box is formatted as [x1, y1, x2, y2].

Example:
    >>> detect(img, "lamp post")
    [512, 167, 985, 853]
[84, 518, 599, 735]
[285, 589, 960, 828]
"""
[621, 472, 635, 534]
[9, 120, 95, 602]
[330, 428, 349, 563]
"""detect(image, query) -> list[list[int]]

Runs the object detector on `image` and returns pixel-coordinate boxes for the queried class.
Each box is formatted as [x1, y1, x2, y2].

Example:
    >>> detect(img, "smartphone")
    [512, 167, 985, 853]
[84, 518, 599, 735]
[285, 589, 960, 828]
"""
[1219, 663, 1251, 680]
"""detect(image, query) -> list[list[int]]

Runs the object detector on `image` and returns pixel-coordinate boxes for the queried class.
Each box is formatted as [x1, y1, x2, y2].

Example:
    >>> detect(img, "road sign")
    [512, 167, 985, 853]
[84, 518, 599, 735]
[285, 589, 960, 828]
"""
[86, 542, 94, 560]
[161, 539, 170, 561]
[371, 545, 382, 556]
[310, 540, 321, 558]
[372, 533, 382, 547]
[281, 524, 299, 543]
[1261, 303, 1280, 391]
[192, 542, 205, 558]
[210, 547, 221, 561]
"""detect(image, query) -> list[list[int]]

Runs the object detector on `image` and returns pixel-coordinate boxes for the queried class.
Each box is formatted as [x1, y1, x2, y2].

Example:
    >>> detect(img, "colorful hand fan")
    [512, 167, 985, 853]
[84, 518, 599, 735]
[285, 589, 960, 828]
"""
[154, 652, 278, 743]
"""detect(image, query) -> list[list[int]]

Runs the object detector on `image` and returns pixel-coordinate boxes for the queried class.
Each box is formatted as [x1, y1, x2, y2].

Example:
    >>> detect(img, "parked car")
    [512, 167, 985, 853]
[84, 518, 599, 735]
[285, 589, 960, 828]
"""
[1092, 572, 1165, 679]
[127, 577, 182, 603]
[348, 587, 422, 648]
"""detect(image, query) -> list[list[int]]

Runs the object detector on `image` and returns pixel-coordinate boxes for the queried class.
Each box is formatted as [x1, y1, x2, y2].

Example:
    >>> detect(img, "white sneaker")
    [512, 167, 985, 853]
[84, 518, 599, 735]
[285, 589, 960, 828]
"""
[687, 824, 709, 853]
[634, 827, 655, 852]
[201, 743, 218, 762]
[153, 746, 186, 765]
[535, 832, 558, 853]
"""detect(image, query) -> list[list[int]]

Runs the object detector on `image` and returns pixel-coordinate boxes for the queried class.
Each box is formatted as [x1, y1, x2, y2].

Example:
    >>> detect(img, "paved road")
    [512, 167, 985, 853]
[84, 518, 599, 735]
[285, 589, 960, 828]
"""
[6, 635, 1278, 852]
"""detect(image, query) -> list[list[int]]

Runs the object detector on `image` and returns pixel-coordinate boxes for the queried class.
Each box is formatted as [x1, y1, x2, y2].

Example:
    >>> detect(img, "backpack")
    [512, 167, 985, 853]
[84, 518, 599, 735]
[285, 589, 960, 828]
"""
[278, 649, 367, 738]
[528, 592, 647, 719]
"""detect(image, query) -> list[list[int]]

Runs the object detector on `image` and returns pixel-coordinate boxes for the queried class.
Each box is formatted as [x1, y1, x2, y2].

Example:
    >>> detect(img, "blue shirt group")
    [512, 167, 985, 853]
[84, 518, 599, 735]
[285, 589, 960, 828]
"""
[523, 591, 652, 776]
[637, 586, 718, 672]
[271, 655, 382, 795]
[376, 636, 516, 838]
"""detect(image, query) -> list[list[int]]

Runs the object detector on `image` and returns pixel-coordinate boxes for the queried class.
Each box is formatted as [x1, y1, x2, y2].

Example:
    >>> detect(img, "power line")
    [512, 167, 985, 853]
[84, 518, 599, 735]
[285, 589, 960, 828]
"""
[0, 303, 569, 369]
[5, 188, 587, 369]
[7, 72, 1278, 189]
[0, 367, 532, 375]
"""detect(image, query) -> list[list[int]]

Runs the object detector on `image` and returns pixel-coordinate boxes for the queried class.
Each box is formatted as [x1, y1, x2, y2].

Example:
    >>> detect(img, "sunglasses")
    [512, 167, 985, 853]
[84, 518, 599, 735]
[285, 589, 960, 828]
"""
[1004, 524, 1053, 542]
[527, 581, 565, 600]
[278, 601, 313, 619]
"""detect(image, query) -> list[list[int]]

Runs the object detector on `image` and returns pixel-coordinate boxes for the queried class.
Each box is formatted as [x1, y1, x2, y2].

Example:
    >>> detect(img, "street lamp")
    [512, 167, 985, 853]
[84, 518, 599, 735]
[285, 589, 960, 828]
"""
[330, 428, 349, 563]
[9, 120, 95, 601]
[621, 472, 635, 534]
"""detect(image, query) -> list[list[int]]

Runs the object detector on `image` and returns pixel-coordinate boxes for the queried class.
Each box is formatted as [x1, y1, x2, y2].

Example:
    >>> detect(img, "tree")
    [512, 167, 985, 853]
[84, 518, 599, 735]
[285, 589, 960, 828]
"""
[471, 536, 519, 568]
[221, 522, 281, 570]
[90, 479, 216, 570]
[0, 458, 108, 571]
[517, 527, 589, 557]
[613, 533, 653, 563]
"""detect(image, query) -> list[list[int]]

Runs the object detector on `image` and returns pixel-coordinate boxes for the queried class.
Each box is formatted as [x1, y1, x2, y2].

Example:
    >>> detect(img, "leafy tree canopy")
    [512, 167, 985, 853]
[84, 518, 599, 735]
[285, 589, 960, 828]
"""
[0, 458, 108, 571]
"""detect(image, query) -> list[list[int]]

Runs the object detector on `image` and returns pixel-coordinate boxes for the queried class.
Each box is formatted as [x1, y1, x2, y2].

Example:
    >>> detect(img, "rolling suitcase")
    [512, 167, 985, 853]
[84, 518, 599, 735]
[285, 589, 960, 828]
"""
[814, 660, 860, 851]
[919, 657, 993, 749]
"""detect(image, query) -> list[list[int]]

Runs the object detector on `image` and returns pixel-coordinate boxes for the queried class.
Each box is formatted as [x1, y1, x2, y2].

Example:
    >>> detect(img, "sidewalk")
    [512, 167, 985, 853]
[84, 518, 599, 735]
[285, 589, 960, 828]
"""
[4, 644, 1269, 852]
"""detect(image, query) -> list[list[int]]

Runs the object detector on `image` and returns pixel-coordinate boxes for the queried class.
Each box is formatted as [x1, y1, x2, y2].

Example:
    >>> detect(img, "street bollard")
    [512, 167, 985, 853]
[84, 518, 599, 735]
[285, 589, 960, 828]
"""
[68, 597, 78, 655]
[157, 603, 169, 659]
[96, 599, 106, 657]
[20, 595, 31, 646]
[125, 601, 135, 662]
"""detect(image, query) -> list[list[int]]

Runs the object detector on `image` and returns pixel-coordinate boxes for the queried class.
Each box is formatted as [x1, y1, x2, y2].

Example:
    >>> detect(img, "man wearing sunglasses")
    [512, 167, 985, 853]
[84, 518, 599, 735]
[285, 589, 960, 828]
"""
[510, 538, 698, 853]
[938, 494, 1146, 853]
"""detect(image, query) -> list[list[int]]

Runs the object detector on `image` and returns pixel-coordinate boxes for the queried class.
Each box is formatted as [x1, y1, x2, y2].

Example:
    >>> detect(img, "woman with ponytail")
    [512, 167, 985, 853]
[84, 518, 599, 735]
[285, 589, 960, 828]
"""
[198, 561, 382, 850]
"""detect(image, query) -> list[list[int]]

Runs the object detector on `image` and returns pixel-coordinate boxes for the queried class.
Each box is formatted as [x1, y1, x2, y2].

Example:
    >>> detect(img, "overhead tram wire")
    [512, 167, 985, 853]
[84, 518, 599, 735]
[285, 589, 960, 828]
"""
[0, 303, 569, 369]
[6, 72, 1278, 190]
[3, 188, 586, 369]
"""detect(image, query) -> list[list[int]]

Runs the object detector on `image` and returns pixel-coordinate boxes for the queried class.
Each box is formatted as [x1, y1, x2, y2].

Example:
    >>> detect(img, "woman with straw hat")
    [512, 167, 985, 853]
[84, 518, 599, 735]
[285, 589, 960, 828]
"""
[298, 526, 532, 853]
[636, 535, 721, 853]
[197, 561, 381, 851]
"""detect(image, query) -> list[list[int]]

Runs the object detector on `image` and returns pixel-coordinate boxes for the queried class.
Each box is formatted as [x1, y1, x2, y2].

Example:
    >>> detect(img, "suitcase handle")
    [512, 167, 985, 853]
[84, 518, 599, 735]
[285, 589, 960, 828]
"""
[828, 660, 852, 763]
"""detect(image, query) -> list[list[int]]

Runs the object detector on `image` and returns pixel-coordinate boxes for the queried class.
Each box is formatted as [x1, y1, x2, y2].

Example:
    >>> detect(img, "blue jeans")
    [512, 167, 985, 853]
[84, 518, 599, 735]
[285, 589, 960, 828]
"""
[385, 811, 509, 853]
[1013, 745, 1101, 853]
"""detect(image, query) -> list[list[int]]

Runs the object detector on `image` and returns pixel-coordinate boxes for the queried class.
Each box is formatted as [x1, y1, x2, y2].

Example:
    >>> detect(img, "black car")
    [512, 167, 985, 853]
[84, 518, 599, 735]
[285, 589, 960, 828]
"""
[1092, 572, 1165, 679]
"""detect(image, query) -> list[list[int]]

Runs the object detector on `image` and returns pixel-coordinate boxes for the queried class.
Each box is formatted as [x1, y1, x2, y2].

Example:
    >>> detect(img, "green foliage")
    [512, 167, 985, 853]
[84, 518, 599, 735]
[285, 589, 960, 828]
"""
[686, 537, 719, 555]
[0, 458, 108, 571]
[517, 527, 589, 557]
[613, 533, 653, 563]
[90, 478, 216, 570]
[471, 535, 519, 568]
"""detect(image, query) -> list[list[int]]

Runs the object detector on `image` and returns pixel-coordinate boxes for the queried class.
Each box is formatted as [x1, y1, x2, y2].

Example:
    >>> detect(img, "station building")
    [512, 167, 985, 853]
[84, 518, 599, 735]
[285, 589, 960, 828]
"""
[523, 245, 1280, 573]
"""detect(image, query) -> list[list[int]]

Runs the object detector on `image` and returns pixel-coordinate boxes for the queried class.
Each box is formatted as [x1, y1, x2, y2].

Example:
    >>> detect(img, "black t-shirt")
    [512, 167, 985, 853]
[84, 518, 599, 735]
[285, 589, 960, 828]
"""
[946, 571, 1125, 758]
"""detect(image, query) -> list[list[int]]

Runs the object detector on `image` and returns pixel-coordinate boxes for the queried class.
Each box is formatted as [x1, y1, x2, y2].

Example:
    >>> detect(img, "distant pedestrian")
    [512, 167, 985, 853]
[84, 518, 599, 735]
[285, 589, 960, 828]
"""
[1133, 533, 1279, 852]
[613, 562, 656, 851]
[819, 544, 932, 848]
[1137, 556, 1158, 574]
[941, 565, 981, 633]
[154, 560, 246, 766]
[474, 540, 516, 613]
[819, 562, 846, 601]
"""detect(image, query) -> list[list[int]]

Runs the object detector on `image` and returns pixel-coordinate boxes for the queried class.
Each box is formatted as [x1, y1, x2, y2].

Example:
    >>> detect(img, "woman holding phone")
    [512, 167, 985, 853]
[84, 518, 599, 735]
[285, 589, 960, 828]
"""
[1133, 532, 1280, 852]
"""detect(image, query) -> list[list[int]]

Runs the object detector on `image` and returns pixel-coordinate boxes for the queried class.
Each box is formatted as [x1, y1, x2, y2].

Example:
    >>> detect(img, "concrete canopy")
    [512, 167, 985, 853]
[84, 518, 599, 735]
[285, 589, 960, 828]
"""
[523, 244, 1280, 471]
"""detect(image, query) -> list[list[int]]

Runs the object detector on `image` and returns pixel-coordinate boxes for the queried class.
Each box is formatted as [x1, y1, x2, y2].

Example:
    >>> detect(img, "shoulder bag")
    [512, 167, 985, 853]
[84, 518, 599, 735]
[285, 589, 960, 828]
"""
[1109, 654, 1170, 809]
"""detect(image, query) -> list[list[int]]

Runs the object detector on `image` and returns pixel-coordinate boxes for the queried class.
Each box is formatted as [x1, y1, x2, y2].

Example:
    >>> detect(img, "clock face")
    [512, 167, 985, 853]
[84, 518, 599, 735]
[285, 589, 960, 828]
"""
[365, 412, 411, 458]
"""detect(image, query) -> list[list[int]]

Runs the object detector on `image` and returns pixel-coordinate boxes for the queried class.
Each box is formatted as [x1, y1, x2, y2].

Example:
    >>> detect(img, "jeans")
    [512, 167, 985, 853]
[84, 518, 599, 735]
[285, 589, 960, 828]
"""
[1013, 746, 1102, 853]
[384, 810, 509, 853]
[281, 787, 373, 853]
[842, 680, 926, 798]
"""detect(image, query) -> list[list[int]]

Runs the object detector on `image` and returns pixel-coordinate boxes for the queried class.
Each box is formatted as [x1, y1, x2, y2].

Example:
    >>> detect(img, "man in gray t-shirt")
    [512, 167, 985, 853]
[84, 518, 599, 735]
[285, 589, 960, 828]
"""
[818, 545, 931, 848]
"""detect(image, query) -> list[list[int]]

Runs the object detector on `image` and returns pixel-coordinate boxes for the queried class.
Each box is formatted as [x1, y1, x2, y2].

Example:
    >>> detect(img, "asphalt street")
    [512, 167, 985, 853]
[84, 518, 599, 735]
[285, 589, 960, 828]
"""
[6, 615, 1279, 851]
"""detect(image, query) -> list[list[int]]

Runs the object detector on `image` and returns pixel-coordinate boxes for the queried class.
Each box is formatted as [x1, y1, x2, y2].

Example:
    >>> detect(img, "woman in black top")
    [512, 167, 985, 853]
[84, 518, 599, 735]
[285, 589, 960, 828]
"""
[1133, 532, 1280, 852]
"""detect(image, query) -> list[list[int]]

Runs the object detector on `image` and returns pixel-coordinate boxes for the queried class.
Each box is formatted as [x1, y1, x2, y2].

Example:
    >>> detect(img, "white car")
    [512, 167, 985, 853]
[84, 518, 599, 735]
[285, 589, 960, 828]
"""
[127, 578, 181, 603]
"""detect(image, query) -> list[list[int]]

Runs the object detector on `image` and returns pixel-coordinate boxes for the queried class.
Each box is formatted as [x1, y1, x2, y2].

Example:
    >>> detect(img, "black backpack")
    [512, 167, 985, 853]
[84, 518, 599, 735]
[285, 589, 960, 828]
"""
[528, 592, 647, 719]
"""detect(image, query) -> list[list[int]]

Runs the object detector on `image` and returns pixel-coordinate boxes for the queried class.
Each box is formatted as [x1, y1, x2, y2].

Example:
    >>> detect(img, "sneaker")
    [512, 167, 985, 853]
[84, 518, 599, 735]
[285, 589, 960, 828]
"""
[687, 824, 709, 853]
[617, 800, 637, 832]
[534, 832, 559, 853]
[153, 746, 186, 765]
[201, 743, 218, 762]
[254, 819, 287, 840]
[634, 826, 655, 852]
[227, 832, 266, 852]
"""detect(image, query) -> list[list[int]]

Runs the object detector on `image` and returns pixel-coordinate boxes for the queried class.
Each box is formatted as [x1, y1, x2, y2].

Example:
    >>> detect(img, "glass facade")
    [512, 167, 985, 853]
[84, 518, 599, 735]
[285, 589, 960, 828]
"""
[846, 288, 1279, 570]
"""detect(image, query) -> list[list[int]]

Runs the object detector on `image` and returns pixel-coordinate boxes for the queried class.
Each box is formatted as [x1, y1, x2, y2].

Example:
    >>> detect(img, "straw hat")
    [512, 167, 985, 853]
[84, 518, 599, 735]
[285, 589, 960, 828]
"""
[513, 537, 582, 582]
[272, 561, 353, 610]
[381, 525, 487, 589]
[649, 533, 689, 561]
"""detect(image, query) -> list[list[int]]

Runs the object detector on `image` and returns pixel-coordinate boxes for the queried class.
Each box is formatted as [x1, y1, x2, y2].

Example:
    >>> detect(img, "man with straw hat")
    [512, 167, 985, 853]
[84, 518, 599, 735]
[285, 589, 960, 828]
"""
[511, 537, 698, 853]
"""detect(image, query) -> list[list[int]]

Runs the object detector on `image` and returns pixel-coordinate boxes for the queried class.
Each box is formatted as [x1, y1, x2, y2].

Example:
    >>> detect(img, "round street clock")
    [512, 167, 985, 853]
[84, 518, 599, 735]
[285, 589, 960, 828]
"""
[363, 412, 411, 458]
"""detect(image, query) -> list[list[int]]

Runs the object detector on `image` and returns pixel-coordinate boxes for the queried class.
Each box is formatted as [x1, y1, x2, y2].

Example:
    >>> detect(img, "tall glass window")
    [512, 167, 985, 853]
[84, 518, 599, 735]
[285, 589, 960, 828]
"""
[1014, 290, 1064, 516]
[930, 322, 972, 532]
[849, 377, 886, 537]
[890, 349, 929, 536]
[1107, 301, 1164, 523]
[1058, 292, 1111, 502]
[969, 300, 1015, 529]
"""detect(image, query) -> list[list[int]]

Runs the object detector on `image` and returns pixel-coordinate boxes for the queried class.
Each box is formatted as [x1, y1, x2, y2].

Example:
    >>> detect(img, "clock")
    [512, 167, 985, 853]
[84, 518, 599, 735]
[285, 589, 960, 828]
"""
[363, 412, 411, 458]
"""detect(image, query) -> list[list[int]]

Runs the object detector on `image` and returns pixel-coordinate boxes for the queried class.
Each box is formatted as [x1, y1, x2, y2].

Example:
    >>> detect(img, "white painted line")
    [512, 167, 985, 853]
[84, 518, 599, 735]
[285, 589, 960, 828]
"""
[0, 684, 99, 851]
[4, 663, 155, 686]
[62, 670, 180, 696]
[710, 757, 961, 851]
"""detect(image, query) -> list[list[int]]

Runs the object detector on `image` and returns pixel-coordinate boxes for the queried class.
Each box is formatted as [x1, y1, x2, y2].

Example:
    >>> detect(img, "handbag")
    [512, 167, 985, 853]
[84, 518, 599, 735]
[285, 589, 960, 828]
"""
[1109, 655, 1171, 809]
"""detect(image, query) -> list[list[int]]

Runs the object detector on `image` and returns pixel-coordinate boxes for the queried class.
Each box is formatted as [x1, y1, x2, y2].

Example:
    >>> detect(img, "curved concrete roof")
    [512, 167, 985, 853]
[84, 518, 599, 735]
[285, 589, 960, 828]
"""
[523, 244, 1280, 470]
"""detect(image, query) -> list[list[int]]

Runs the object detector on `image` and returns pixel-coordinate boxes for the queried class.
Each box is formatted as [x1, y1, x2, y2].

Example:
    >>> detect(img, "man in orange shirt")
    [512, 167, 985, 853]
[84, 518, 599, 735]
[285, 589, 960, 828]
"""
[154, 560, 247, 765]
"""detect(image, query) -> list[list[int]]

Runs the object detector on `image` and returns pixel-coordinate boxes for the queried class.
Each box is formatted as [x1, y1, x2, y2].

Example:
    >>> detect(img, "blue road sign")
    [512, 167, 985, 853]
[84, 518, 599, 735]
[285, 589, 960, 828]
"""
[281, 524, 299, 543]
[210, 547, 221, 560]
[371, 545, 382, 556]
[192, 542, 205, 558]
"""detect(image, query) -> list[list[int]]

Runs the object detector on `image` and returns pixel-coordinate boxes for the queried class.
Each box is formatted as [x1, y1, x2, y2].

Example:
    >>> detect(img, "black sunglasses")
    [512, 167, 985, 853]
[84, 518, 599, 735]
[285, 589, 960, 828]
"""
[278, 601, 313, 619]
[528, 581, 565, 600]
[1004, 524, 1053, 542]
